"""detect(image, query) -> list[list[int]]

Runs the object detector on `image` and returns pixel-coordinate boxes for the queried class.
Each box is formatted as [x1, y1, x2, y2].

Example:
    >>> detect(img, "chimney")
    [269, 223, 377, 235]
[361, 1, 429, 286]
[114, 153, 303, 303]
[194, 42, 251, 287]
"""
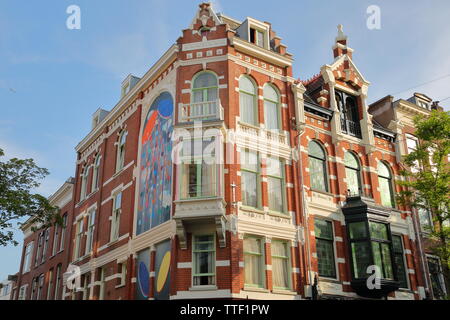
[333, 25, 353, 59]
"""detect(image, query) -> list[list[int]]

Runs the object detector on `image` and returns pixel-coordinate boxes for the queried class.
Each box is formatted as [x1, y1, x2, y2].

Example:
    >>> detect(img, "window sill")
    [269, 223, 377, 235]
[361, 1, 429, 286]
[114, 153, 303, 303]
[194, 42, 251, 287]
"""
[189, 285, 217, 291]
[115, 283, 126, 289]
[267, 210, 290, 219]
[243, 286, 269, 293]
[239, 206, 265, 215]
[272, 289, 297, 296]
[175, 196, 222, 204]
[318, 277, 340, 284]
[310, 189, 334, 197]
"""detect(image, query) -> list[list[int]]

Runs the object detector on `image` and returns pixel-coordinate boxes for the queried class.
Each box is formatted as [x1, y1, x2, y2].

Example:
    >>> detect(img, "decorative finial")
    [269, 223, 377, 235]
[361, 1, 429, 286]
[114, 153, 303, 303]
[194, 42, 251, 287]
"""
[336, 24, 347, 41]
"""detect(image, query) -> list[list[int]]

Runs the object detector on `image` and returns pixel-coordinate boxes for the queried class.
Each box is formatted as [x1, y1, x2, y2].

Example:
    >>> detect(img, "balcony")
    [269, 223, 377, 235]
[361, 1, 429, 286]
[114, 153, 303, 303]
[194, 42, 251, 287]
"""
[173, 197, 227, 250]
[340, 118, 362, 139]
[237, 122, 288, 145]
[178, 100, 224, 124]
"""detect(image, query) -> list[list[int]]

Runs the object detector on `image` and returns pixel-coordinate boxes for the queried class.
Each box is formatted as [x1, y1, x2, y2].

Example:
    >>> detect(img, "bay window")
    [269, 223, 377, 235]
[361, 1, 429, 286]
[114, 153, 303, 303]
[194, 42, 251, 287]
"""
[271, 240, 290, 289]
[314, 219, 336, 278]
[308, 141, 328, 192]
[181, 137, 217, 199]
[239, 76, 257, 125]
[266, 156, 285, 213]
[241, 149, 260, 208]
[263, 84, 280, 130]
[244, 237, 264, 288]
[192, 235, 215, 286]
[344, 152, 362, 196]
[348, 221, 395, 280]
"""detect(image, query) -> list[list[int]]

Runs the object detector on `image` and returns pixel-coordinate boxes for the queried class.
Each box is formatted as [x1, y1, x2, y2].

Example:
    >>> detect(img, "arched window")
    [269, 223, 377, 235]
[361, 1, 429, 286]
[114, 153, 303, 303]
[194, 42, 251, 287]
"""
[239, 76, 257, 125]
[80, 166, 89, 200]
[116, 131, 127, 172]
[309, 141, 328, 192]
[335, 90, 361, 138]
[91, 155, 101, 192]
[263, 84, 280, 130]
[192, 72, 218, 103]
[377, 162, 395, 208]
[344, 152, 362, 195]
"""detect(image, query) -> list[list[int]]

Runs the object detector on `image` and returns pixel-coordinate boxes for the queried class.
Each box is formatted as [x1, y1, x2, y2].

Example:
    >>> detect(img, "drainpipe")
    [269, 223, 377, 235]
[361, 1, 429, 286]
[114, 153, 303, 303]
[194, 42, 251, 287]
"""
[296, 128, 314, 298]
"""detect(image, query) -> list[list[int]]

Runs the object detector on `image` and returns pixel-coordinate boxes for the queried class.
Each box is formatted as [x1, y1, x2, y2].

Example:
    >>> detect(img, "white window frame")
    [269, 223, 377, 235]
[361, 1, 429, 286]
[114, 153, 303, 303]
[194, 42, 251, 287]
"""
[91, 155, 101, 192]
[18, 285, 27, 300]
[85, 210, 96, 255]
[74, 219, 84, 260]
[110, 192, 122, 242]
[59, 214, 67, 252]
[116, 131, 127, 173]
[240, 149, 262, 209]
[23, 241, 34, 273]
[266, 156, 287, 214]
[80, 166, 89, 201]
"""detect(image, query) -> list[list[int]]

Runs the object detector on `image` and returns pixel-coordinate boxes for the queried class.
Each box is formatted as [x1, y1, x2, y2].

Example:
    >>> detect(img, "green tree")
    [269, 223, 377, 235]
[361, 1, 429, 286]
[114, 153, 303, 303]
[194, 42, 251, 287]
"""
[0, 148, 60, 246]
[397, 110, 450, 298]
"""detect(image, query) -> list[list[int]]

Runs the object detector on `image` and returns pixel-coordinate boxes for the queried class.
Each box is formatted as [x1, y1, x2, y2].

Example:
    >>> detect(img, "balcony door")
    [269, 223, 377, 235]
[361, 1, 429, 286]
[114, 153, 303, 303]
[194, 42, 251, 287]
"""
[335, 90, 361, 138]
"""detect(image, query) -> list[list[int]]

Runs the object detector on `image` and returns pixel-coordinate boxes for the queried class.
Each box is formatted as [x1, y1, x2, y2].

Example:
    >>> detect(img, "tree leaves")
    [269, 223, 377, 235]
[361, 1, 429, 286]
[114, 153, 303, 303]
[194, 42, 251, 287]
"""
[0, 148, 60, 246]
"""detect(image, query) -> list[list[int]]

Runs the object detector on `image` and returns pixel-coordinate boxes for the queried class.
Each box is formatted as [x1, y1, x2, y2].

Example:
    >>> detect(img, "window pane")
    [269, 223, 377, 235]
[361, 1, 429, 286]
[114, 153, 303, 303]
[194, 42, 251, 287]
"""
[316, 239, 336, 278]
[272, 256, 289, 288]
[244, 254, 262, 286]
[241, 150, 258, 172]
[239, 77, 256, 94]
[264, 100, 279, 130]
[349, 222, 368, 240]
[345, 167, 360, 195]
[351, 242, 372, 279]
[392, 235, 408, 288]
[381, 243, 394, 279]
[369, 222, 388, 240]
[377, 162, 391, 178]
[379, 177, 394, 208]
[194, 73, 217, 89]
[257, 30, 264, 47]
[309, 157, 327, 192]
[418, 208, 432, 231]
[240, 92, 256, 125]
[344, 152, 359, 169]
[244, 238, 261, 254]
[309, 141, 325, 159]
[314, 219, 333, 240]
[241, 171, 257, 207]
[268, 177, 283, 212]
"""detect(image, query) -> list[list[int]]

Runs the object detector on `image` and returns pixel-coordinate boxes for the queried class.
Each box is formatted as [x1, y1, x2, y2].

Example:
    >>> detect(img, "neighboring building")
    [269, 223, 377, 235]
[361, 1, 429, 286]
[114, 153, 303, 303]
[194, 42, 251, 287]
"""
[0, 277, 15, 300]
[12, 178, 74, 300]
[11, 2, 439, 300]
[369, 93, 448, 299]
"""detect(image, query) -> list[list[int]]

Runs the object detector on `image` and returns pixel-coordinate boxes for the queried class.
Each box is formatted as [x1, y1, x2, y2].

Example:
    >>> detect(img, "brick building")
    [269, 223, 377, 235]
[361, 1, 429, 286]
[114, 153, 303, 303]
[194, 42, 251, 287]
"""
[10, 2, 446, 300]
[369, 93, 448, 299]
[12, 178, 74, 300]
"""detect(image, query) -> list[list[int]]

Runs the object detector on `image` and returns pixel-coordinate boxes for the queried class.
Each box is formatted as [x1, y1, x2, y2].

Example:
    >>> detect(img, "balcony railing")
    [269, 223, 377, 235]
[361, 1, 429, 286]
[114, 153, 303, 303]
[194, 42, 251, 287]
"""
[237, 122, 288, 145]
[179, 100, 224, 123]
[340, 118, 362, 138]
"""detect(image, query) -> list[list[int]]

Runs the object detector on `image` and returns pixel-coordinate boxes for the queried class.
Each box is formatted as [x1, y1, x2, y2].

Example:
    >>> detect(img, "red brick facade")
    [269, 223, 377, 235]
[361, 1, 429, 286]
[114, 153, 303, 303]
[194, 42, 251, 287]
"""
[11, 3, 442, 301]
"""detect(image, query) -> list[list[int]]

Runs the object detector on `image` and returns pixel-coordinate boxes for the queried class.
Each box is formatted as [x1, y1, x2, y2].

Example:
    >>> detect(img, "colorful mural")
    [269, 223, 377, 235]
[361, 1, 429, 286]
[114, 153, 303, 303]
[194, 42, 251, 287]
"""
[154, 240, 171, 300]
[137, 92, 173, 235]
[136, 249, 150, 300]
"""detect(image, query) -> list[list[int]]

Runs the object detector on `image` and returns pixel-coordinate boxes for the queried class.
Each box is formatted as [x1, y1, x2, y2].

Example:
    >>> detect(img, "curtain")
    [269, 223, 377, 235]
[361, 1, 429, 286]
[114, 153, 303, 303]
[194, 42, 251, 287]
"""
[240, 92, 256, 125]
[268, 177, 283, 212]
[309, 157, 327, 192]
[272, 242, 289, 288]
[244, 238, 262, 286]
[241, 171, 257, 207]
[264, 100, 279, 130]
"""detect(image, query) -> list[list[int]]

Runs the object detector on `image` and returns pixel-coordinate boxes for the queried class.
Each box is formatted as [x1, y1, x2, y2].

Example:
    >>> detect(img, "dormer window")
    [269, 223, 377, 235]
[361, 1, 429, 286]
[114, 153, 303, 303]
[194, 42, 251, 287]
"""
[335, 90, 361, 138]
[250, 28, 265, 48]
[417, 100, 429, 109]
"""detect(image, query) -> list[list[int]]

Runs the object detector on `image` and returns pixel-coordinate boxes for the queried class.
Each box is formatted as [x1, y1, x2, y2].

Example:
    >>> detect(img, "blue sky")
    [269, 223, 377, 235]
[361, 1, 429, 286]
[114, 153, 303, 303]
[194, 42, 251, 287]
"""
[0, 0, 449, 280]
